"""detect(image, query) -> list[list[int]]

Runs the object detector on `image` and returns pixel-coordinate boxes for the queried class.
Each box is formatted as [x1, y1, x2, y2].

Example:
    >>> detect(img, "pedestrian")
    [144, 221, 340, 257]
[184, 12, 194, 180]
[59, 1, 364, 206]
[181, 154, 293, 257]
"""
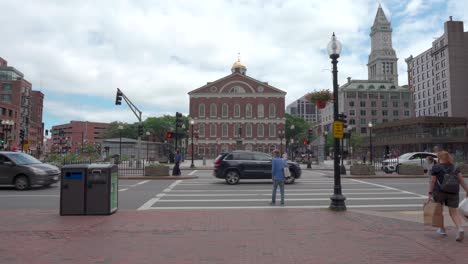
[172, 150, 182, 176]
[428, 150, 468, 242]
[362, 152, 366, 164]
[425, 156, 436, 178]
[271, 149, 286, 206]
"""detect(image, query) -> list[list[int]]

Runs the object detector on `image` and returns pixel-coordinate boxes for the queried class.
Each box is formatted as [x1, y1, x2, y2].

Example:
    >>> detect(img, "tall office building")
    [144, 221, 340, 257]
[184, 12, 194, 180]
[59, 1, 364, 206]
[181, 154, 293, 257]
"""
[286, 95, 319, 125]
[405, 17, 468, 119]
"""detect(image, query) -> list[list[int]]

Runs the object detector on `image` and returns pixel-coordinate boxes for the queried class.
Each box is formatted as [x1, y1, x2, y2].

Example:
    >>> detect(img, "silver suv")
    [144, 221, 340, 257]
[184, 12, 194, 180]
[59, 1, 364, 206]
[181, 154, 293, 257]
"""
[0, 151, 60, 190]
[381, 152, 437, 174]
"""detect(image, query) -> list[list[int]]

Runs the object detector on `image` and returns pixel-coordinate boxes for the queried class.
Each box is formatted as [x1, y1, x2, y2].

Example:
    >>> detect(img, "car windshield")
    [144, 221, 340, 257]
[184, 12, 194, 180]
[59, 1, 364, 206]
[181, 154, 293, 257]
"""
[7, 153, 42, 165]
[398, 153, 414, 159]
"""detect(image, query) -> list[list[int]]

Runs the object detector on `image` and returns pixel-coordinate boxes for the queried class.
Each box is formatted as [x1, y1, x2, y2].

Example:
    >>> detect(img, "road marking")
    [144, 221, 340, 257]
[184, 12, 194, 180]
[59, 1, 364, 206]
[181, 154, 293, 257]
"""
[162, 192, 406, 197]
[156, 197, 426, 202]
[349, 178, 427, 198]
[169, 188, 388, 192]
[138, 180, 182, 210]
[178, 182, 363, 186]
[143, 204, 424, 210]
[188, 170, 198, 175]
[119, 188, 129, 192]
[130, 180, 150, 187]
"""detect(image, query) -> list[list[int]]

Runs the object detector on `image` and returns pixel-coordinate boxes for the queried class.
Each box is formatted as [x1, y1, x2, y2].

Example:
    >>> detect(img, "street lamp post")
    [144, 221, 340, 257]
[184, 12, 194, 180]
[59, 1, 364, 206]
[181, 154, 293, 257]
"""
[323, 131, 328, 161]
[278, 130, 285, 154]
[368, 122, 373, 165]
[327, 33, 346, 211]
[146, 131, 151, 161]
[190, 119, 195, 168]
[1, 120, 15, 151]
[289, 125, 295, 160]
[118, 125, 123, 162]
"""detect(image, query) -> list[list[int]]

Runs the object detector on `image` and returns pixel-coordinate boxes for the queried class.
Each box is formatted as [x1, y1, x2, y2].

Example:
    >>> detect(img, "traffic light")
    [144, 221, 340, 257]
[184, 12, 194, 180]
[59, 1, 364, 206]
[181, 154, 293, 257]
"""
[167, 132, 173, 139]
[0, 139, 4, 145]
[303, 140, 308, 145]
[45, 129, 48, 136]
[19, 129, 25, 140]
[337, 113, 348, 129]
[115, 88, 123, 105]
[175, 112, 183, 128]
[308, 129, 313, 138]
[137, 125, 143, 136]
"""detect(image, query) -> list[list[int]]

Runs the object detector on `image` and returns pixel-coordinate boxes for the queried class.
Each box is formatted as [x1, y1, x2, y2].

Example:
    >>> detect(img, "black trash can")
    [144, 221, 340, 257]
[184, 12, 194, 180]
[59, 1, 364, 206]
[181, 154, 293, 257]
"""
[60, 164, 118, 216]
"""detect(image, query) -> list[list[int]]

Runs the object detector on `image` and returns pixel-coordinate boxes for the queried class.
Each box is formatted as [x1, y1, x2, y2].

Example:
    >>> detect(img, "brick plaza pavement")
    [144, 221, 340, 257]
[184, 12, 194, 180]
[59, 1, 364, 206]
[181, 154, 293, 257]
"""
[0, 208, 467, 264]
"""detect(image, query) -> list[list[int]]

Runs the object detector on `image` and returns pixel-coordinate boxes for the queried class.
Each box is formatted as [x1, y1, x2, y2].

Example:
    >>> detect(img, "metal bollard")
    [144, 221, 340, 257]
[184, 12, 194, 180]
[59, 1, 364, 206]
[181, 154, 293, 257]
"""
[203, 156, 206, 166]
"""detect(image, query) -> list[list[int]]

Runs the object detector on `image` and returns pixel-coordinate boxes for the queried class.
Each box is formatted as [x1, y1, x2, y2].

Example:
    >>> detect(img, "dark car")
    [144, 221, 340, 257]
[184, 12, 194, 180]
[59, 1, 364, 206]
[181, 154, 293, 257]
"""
[213, 151, 302, 185]
[0, 151, 60, 190]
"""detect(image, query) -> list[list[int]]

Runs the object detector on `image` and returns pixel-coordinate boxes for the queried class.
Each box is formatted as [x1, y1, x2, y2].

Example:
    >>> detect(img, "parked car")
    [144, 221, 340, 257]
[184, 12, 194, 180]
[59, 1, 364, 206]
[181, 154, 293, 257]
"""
[381, 152, 437, 173]
[213, 151, 302, 184]
[0, 151, 60, 190]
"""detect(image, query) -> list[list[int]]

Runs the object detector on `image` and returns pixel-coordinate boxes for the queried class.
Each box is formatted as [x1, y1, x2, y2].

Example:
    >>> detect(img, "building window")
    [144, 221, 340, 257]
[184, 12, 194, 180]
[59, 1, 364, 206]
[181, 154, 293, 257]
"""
[1, 94, 12, 103]
[360, 101, 366, 107]
[199, 104, 205, 117]
[382, 101, 388, 107]
[443, 101, 448, 109]
[360, 118, 366, 125]
[269, 124, 276, 137]
[269, 104, 276, 118]
[257, 104, 264, 118]
[210, 103, 217, 117]
[393, 101, 399, 107]
[360, 110, 366, 116]
[199, 124, 205, 137]
[371, 101, 377, 107]
[257, 124, 264, 137]
[234, 104, 241, 117]
[393, 110, 399, 116]
[404, 111, 410, 117]
[349, 119, 355, 125]
[1, 83, 12, 92]
[246, 124, 252, 137]
[210, 124, 216, 137]
[222, 124, 228, 137]
[246, 104, 253, 117]
[361, 127, 367, 134]
[382, 110, 388, 116]
[222, 104, 228, 117]
[371, 110, 377, 116]
[349, 110, 355, 116]
[349, 101, 355, 107]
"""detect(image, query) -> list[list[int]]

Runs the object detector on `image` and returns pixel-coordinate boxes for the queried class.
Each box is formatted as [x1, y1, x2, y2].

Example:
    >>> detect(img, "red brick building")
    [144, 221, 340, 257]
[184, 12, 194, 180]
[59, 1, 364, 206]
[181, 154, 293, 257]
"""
[0, 57, 43, 154]
[188, 60, 286, 158]
[50, 121, 109, 153]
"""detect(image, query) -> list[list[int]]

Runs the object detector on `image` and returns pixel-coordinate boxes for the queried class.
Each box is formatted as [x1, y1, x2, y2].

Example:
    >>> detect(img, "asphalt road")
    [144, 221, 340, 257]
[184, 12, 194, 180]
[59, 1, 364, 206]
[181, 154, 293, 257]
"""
[0, 169, 445, 212]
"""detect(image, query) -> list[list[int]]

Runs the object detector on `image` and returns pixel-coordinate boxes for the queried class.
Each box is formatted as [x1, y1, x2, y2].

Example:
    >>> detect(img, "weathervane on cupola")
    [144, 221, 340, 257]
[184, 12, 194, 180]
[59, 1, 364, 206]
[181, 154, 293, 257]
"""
[231, 52, 247, 75]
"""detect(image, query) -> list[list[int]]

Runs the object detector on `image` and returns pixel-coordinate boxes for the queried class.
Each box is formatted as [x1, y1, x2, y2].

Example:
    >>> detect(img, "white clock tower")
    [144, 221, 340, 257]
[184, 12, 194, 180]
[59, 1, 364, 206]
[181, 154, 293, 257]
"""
[367, 5, 398, 85]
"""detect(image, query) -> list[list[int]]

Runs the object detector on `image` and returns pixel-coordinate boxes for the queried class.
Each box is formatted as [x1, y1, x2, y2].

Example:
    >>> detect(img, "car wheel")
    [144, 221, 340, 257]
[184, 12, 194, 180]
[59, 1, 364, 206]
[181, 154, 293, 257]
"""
[225, 170, 240, 185]
[285, 171, 296, 184]
[14, 175, 30, 190]
[383, 167, 391, 174]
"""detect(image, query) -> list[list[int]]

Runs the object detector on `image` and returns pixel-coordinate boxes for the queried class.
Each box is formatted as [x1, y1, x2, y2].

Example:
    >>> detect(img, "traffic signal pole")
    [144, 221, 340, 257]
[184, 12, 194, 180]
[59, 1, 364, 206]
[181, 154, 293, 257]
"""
[115, 88, 143, 163]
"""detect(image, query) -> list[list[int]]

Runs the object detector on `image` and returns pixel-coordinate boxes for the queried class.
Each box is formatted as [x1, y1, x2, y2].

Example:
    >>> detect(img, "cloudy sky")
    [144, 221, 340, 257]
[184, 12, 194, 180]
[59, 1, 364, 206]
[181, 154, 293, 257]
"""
[1, 0, 466, 129]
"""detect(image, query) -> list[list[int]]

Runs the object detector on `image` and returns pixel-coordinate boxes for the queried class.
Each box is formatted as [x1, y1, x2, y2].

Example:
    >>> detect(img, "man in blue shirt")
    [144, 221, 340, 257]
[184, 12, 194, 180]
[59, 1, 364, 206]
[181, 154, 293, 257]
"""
[271, 149, 287, 206]
[172, 150, 182, 176]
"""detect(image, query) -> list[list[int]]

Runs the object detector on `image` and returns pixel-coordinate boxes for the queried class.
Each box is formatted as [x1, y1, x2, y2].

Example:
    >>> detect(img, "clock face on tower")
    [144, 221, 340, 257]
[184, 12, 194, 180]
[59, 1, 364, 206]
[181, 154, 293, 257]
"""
[382, 35, 389, 43]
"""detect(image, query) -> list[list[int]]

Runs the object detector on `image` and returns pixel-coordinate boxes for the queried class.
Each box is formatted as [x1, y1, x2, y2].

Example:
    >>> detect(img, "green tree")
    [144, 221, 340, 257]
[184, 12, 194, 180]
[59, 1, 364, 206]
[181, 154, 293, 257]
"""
[285, 113, 310, 142]
[102, 122, 138, 139]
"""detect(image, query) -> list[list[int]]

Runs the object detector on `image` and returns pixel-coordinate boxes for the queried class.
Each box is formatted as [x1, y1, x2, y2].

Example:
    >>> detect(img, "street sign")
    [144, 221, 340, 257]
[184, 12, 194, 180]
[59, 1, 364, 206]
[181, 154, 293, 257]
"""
[333, 121, 344, 139]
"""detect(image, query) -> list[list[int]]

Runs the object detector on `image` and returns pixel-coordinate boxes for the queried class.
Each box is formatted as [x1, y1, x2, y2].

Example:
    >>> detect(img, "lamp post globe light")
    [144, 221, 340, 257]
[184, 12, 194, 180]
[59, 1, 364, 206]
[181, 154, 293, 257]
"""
[368, 122, 373, 165]
[190, 119, 195, 168]
[327, 33, 346, 211]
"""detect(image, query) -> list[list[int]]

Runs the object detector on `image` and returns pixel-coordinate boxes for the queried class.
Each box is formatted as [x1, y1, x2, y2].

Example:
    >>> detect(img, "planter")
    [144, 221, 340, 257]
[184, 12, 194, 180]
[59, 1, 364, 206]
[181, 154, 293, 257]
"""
[316, 101, 326, 109]
[350, 164, 375, 175]
[144, 166, 170, 177]
[398, 164, 424, 175]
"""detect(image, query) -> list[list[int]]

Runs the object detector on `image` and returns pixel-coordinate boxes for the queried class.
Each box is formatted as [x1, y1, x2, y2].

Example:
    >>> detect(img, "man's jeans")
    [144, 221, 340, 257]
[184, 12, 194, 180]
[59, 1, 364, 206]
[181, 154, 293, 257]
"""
[271, 179, 285, 204]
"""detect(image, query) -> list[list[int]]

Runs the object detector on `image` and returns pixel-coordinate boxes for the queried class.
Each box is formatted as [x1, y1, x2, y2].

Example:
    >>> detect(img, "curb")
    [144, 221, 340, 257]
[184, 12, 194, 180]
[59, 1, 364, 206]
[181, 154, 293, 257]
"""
[325, 174, 427, 179]
[118, 176, 199, 180]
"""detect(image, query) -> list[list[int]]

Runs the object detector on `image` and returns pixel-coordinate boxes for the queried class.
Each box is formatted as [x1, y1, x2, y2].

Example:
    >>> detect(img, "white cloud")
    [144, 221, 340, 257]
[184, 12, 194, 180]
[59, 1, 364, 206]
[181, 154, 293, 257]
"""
[0, 0, 465, 126]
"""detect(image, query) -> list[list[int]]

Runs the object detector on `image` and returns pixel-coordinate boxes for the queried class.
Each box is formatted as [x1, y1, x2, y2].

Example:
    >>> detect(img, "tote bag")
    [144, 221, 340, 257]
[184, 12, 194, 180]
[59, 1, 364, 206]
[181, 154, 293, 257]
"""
[458, 198, 468, 223]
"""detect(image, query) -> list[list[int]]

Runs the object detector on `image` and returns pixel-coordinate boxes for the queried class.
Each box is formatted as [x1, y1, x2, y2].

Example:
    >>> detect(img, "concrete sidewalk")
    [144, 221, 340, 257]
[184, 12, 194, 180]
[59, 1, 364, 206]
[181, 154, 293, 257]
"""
[1, 208, 467, 263]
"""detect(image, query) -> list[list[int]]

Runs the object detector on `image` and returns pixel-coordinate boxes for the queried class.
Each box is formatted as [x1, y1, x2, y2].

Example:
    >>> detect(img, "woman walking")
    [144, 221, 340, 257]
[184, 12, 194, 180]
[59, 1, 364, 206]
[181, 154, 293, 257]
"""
[428, 151, 468, 242]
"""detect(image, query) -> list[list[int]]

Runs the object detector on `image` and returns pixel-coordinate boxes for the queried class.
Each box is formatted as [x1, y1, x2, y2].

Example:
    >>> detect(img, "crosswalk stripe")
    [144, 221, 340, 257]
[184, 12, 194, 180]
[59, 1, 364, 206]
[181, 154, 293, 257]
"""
[143, 204, 424, 210]
[156, 197, 426, 202]
[162, 192, 406, 196]
[169, 188, 388, 192]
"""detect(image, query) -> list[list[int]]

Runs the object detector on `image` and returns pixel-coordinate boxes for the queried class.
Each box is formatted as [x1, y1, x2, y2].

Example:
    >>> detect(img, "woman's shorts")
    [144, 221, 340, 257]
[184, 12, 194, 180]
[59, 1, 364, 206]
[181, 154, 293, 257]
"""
[433, 191, 459, 208]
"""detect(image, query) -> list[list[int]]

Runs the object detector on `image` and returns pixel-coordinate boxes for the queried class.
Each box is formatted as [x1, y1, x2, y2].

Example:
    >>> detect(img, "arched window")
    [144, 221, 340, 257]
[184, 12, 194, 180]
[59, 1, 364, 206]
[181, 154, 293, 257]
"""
[198, 104, 205, 117]
[363, 85, 370, 89]
[222, 124, 228, 137]
[246, 124, 252, 137]
[257, 124, 264, 137]
[390, 85, 396, 89]
[210, 124, 216, 137]
[379, 85, 386, 89]
[199, 124, 205, 137]
[269, 104, 276, 118]
[369, 85, 375, 90]
[269, 123, 276, 137]
[234, 124, 241, 137]
[246, 104, 252, 117]
[234, 104, 241, 117]
[222, 104, 228, 117]
[210, 103, 217, 117]
[257, 104, 264, 118]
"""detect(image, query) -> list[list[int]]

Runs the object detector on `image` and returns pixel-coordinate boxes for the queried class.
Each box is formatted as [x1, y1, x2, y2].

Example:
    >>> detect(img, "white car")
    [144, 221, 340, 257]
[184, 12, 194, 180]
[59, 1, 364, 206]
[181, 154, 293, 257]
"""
[381, 152, 437, 174]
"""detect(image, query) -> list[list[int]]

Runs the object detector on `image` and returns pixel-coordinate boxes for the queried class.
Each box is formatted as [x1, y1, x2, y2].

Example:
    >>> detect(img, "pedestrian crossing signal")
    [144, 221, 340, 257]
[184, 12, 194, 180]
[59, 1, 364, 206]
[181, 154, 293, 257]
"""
[167, 132, 173, 139]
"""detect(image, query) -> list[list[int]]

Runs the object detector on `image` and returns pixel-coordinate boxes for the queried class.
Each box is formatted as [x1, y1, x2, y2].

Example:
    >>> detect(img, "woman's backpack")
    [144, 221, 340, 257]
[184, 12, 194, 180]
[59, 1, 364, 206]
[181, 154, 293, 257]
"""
[437, 166, 460, 194]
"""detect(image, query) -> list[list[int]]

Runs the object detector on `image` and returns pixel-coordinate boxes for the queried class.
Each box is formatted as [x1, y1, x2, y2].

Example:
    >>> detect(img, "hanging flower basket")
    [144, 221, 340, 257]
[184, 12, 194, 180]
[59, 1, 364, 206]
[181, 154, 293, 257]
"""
[306, 89, 332, 109]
